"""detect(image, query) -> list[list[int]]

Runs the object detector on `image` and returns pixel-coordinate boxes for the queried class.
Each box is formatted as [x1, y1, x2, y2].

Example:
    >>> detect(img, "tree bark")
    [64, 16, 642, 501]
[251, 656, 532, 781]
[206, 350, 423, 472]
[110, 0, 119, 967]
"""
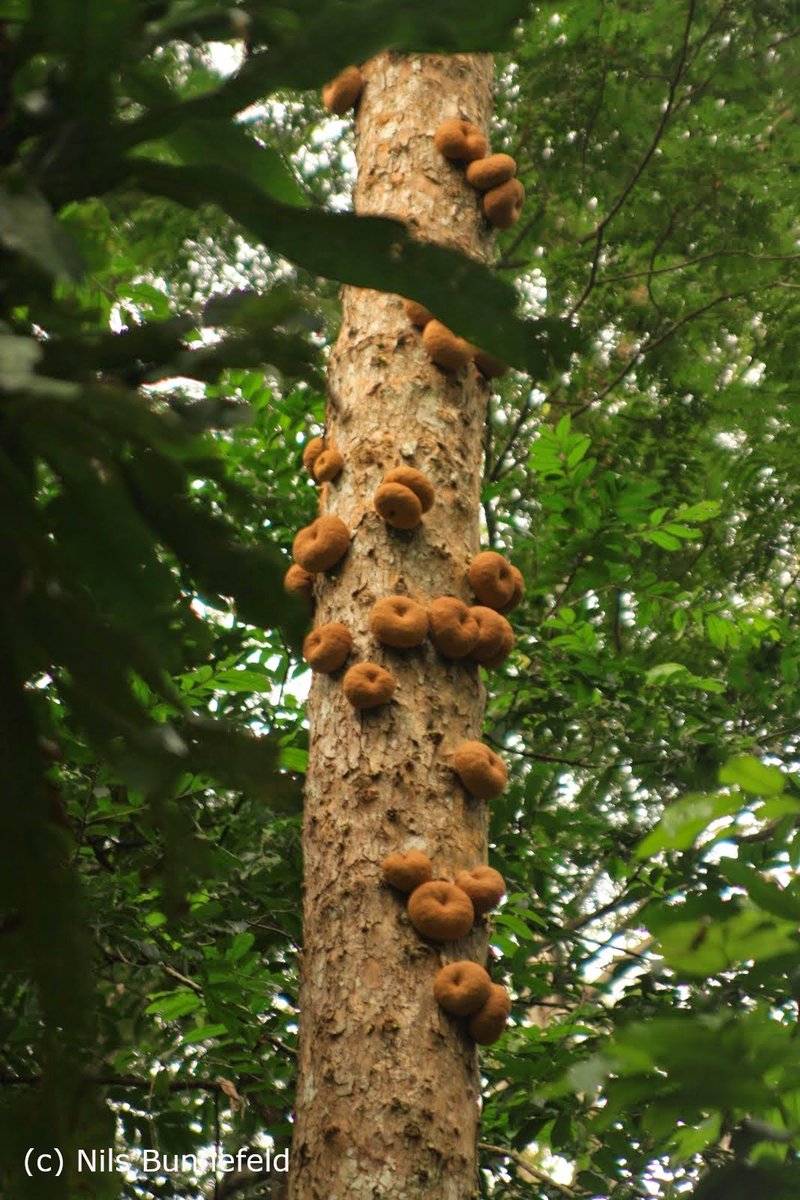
[289, 51, 495, 1200]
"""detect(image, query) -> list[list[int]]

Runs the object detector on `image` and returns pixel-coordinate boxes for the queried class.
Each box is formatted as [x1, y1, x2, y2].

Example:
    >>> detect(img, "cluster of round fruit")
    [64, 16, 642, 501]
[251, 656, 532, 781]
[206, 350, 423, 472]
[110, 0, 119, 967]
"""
[319, 70, 523, 232]
[320, 70, 518, 380]
[433, 119, 523, 229]
[295, 461, 518, 687]
[382, 850, 511, 1045]
[403, 298, 508, 377]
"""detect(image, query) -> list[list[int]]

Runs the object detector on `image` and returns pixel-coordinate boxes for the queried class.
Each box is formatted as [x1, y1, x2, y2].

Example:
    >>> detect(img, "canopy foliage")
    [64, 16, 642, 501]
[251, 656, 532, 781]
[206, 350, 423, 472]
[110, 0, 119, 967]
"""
[1, 1, 799, 1197]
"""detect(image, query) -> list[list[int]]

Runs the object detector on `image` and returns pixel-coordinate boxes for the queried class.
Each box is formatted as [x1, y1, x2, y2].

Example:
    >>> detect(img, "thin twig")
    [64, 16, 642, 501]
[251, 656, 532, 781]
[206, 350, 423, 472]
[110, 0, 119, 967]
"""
[480, 1143, 581, 1197]
[573, 286, 753, 416]
[568, 0, 697, 317]
[596, 247, 800, 286]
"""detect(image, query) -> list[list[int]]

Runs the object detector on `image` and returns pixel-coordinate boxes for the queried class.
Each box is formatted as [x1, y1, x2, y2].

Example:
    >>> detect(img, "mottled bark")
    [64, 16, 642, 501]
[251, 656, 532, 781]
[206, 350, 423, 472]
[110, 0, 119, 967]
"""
[289, 52, 495, 1200]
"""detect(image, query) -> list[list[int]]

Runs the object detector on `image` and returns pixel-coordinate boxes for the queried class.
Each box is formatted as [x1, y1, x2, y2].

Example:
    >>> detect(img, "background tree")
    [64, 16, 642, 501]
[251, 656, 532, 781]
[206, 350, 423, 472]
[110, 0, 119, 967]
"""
[1, 2, 799, 1199]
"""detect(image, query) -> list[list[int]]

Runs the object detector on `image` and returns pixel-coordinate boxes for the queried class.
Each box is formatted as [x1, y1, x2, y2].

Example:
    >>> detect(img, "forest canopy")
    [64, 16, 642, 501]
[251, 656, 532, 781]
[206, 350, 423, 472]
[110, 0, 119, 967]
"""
[1, 1, 799, 1198]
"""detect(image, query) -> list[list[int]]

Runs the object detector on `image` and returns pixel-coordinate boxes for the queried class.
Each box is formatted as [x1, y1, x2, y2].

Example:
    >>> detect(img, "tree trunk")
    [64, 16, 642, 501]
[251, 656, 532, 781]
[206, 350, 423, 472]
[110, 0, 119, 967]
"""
[289, 51, 495, 1200]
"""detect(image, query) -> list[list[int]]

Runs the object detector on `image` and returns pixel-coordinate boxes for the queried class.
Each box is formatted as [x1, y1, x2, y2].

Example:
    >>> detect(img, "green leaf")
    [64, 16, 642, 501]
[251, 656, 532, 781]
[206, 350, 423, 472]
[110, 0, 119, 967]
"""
[0, 173, 83, 280]
[758, 795, 800, 820]
[145, 990, 202, 1019]
[493, 912, 536, 941]
[718, 756, 784, 797]
[645, 662, 687, 684]
[637, 792, 743, 858]
[675, 500, 721, 523]
[180, 1023, 228, 1045]
[720, 862, 800, 922]
[128, 160, 582, 376]
[644, 529, 682, 551]
[163, 120, 307, 208]
[657, 907, 798, 976]
[566, 436, 592, 468]
[229, 932, 255, 962]
[670, 1113, 722, 1162]
[279, 746, 309, 773]
[122, 0, 533, 145]
[28, 0, 139, 120]
[213, 669, 273, 693]
[662, 523, 700, 539]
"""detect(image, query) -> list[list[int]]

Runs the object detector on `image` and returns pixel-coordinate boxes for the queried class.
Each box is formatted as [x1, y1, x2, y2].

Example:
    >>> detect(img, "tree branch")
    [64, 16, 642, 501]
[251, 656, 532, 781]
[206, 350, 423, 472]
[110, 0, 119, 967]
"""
[572, 286, 755, 416]
[596, 247, 800, 286]
[480, 1143, 581, 1197]
[0, 1072, 237, 1094]
[568, 0, 697, 317]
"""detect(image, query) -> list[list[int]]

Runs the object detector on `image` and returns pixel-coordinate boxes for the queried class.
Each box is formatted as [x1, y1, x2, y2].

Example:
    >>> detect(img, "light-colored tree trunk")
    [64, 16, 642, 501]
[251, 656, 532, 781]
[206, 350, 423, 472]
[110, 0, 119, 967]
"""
[289, 51, 495, 1200]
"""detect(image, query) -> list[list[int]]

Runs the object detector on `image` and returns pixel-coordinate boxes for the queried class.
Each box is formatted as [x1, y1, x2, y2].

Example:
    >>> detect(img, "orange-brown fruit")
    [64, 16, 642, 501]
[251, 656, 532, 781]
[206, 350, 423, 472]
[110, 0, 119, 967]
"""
[342, 662, 396, 710]
[468, 551, 519, 610]
[453, 741, 507, 800]
[434, 961, 492, 1016]
[302, 622, 352, 673]
[483, 178, 525, 229]
[403, 298, 434, 328]
[428, 596, 480, 658]
[370, 596, 429, 649]
[497, 565, 525, 614]
[374, 481, 423, 530]
[407, 880, 474, 941]
[454, 866, 506, 916]
[474, 348, 509, 379]
[468, 983, 511, 1045]
[321, 66, 363, 115]
[313, 448, 344, 483]
[433, 118, 487, 162]
[302, 436, 324, 474]
[383, 466, 435, 513]
[468, 606, 514, 667]
[466, 153, 517, 191]
[422, 320, 473, 371]
[381, 850, 434, 893]
[293, 515, 350, 573]
[283, 563, 314, 604]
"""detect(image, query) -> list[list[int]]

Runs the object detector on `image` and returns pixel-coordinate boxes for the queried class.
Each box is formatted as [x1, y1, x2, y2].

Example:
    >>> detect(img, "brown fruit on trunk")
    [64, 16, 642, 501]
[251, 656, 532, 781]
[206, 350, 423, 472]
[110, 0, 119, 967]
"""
[468, 550, 519, 609]
[454, 866, 506, 916]
[293, 515, 350, 572]
[483, 178, 525, 229]
[370, 596, 429, 648]
[497, 565, 525, 614]
[381, 850, 434, 893]
[468, 983, 511, 1045]
[374, 481, 423, 530]
[434, 118, 488, 162]
[466, 153, 517, 191]
[383, 466, 435, 513]
[342, 662, 396, 710]
[313, 448, 344, 483]
[422, 320, 473, 371]
[407, 880, 474, 941]
[468, 606, 514, 667]
[453, 741, 507, 800]
[303, 623, 353, 673]
[283, 563, 315, 604]
[322, 66, 364, 114]
[302, 436, 324, 474]
[403, 298, 434, 327]
[428, 596, 480, 658]
[434, 961, 492, 1015]
[474, 348, 509, 379]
